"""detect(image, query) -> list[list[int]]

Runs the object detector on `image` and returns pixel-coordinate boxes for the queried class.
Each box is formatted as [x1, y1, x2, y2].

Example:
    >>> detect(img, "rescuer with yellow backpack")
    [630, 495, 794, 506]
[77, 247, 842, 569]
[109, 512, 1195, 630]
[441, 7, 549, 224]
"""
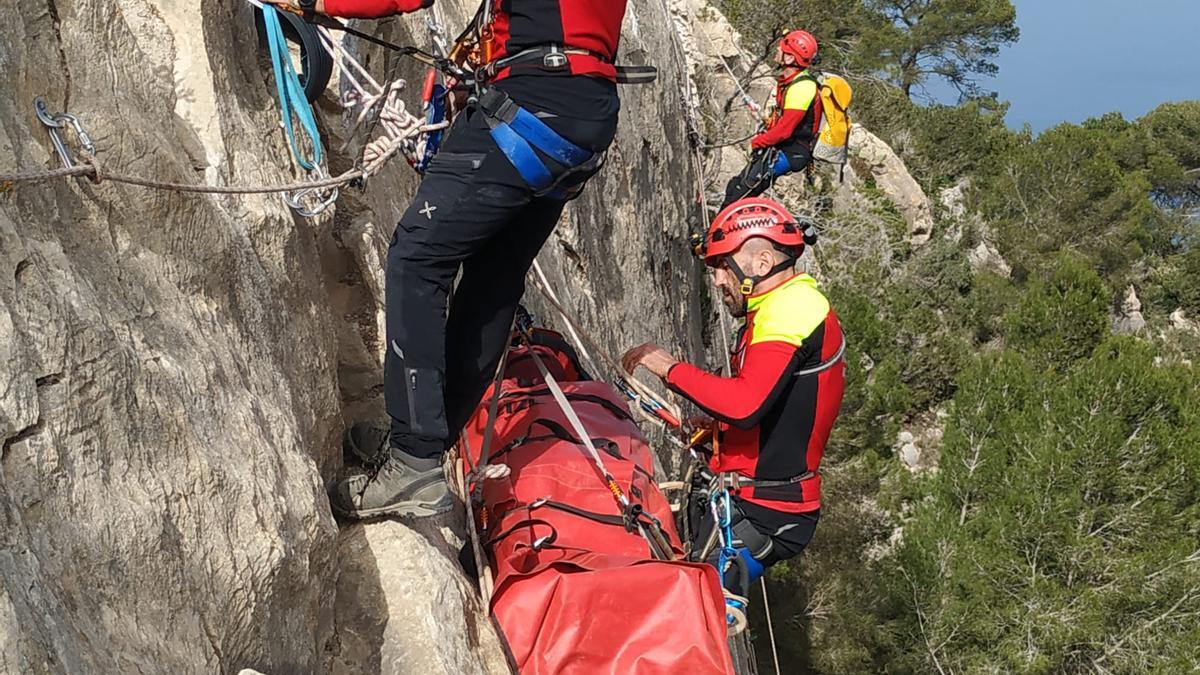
[722, 30, 853, 208]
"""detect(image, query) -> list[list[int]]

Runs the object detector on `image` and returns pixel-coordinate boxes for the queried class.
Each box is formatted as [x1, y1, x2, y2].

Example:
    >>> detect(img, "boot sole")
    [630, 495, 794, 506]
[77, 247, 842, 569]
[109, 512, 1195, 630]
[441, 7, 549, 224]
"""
[332, 495, 455, 520]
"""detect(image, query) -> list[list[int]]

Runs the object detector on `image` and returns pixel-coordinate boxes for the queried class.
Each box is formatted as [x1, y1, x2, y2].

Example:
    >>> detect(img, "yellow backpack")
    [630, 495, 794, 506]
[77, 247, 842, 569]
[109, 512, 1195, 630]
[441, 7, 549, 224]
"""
[812, 73, 853, 168]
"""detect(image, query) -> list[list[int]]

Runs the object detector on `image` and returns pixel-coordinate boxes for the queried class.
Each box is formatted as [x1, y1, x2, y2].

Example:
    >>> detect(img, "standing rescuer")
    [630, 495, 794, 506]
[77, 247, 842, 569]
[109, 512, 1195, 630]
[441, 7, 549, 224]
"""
[622, 197, 845, 605]
[722, 30, 821, 208]
[300, 0, 631, 519]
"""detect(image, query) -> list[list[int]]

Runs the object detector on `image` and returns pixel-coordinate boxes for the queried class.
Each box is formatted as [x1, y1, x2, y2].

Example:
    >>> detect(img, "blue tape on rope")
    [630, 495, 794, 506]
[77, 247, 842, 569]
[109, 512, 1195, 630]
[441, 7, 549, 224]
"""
[262, 6, 322, 171]
[415, 84, 447, 173]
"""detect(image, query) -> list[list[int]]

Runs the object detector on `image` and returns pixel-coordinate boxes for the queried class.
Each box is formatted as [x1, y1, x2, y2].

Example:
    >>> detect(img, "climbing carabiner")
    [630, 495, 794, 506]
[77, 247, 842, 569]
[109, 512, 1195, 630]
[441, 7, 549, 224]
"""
[34, 97, 97, 171]
[283, 165, 339, 218]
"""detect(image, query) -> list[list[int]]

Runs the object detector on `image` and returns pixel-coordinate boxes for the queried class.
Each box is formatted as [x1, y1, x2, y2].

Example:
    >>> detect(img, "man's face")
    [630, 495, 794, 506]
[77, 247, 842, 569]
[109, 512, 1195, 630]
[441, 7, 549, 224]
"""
[710, 251, 751, 317]
[775, 44, 794, 68]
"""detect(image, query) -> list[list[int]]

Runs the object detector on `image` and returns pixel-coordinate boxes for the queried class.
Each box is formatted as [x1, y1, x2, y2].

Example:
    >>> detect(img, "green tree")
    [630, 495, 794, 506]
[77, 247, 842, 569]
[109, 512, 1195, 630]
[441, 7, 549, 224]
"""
[1004, 254, 1110, 370]
[715, 0, 864, 46]
[860, 0, 1019, 99]
[888, 339, 1200, 672]
[1140, 101, 1200, 172]
[975, 116, 1175, 281]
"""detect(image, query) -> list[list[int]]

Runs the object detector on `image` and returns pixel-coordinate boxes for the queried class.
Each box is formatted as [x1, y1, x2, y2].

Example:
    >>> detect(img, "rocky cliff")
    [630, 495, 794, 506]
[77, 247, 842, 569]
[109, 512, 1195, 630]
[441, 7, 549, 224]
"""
[0, 0, 930, 672]
[0, 0, 707, 672]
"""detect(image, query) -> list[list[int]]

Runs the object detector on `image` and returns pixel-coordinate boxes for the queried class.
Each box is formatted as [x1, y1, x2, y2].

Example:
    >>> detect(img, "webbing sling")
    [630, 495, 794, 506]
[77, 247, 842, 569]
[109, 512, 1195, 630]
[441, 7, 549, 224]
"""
[475, 88, 600, 197]
[262, 5, 322, 171]
[483, 44, 658, 84]
[518, 332, 674, 560]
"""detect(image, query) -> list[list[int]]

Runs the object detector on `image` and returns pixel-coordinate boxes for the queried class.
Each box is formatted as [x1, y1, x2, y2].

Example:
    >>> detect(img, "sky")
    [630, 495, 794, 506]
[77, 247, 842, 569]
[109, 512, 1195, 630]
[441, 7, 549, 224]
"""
[927, 0, 1200, 133]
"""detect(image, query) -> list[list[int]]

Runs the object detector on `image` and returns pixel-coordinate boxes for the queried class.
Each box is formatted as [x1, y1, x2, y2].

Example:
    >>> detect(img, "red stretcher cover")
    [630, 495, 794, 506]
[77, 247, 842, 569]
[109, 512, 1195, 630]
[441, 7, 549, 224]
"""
[460, 333, 734, 675]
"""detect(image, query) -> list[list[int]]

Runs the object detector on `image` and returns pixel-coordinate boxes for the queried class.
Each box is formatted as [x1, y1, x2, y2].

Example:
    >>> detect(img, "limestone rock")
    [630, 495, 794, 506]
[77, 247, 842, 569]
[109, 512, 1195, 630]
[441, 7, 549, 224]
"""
[848, 125, 935, 246]
[0, 0, 710, 672]
[895, 421, 944, 474]
[329, 520, 510, 675]
[968, 241, 1012, 277]
[939, 180, 969, 221]
[1170, 309, 1198, 333]
[1113, 286, 1147, 335]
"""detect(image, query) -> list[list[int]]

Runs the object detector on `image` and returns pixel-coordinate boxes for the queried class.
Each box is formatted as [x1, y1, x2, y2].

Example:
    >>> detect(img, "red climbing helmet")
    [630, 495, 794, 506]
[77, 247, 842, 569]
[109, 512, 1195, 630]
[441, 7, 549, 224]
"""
[779, 30, 818, 67]
[702, 197, 806, 266]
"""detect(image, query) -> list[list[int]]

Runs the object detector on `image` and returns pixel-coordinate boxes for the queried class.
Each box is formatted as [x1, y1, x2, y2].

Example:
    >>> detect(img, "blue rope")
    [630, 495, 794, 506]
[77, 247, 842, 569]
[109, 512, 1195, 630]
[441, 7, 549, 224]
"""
[262, 6, 322, 171]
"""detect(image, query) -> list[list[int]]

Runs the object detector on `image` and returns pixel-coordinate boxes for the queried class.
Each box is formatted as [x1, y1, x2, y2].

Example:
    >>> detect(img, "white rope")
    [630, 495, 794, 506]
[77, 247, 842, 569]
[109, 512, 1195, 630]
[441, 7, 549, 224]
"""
[527, 264, 683, 422]
[695, 20, 762, 116]
[531, 259, 603, 376]
[241, 0, 438, 180]
[454, 434, 496, 604]
[762, 577, 781, 674]
[311, 21, 444, 176]
[519, 335, 672, 561]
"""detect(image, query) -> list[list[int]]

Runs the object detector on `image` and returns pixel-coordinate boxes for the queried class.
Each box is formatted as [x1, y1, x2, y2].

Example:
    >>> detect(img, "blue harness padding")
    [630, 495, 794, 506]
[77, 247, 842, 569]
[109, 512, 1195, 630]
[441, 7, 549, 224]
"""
[415, 84, 448, 174]
[736, 546, 766, 583]
[477, 89, 596, 196]
[772, 151, 793, 177]
[489, 122, 555, 190]
[262, 5, 322, 171]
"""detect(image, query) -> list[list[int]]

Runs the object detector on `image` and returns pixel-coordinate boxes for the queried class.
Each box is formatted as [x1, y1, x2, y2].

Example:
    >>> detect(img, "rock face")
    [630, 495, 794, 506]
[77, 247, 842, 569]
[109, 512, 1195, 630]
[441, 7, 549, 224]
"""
[329, 520, 509, 674]
[967, 240, 1012, 277]
[845, 125, 934, 245]
[1113, 285, 1147, 335]
[0, 0, 707, 672]
[1170, 309, 1198, 333]
[1, 0, 921, 670]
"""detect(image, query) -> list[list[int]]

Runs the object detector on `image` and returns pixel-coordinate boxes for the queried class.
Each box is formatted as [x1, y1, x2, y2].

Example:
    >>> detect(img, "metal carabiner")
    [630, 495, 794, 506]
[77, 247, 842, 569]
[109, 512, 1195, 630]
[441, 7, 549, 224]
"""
[35, 98, 70, 167]
[58, 113, 96, 158]
[34, 97, 94, 169]
[425, 17, 450, 58]
[283, 165, 339, 217]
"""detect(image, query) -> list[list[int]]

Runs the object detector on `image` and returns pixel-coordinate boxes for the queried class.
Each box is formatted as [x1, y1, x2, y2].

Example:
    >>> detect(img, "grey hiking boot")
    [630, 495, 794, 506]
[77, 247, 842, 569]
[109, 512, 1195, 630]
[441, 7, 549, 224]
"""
[331, 449, 454, 519]
[343, 421, 391, 467]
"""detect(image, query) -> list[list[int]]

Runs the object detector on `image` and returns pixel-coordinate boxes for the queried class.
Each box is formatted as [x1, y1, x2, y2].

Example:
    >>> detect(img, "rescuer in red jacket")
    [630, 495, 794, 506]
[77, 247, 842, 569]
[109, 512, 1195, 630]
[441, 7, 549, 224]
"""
[296, 0, 630, 519]
[722, 30, 821, 208]
[622, 197, 846, 601]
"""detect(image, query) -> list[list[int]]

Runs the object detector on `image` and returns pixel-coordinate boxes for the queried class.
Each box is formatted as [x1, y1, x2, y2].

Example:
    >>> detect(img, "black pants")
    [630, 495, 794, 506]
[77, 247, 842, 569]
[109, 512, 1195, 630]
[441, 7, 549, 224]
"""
[385, 78, 619, 459]
[721, 146, 812, 208]
[690, 491, 819, 598]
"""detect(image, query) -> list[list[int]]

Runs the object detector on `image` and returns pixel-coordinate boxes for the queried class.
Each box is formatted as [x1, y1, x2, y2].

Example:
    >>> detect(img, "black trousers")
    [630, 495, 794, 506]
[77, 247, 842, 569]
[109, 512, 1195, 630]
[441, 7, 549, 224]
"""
[385, 82, 618, 459]
[689, 489, 819, 598]
[721, 146, 812, 208]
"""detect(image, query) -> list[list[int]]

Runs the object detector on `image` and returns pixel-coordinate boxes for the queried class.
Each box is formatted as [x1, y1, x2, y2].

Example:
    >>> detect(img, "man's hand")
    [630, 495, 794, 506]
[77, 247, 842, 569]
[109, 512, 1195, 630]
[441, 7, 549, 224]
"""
[621, 343, 680, 380]
[280, 0, 325, 15]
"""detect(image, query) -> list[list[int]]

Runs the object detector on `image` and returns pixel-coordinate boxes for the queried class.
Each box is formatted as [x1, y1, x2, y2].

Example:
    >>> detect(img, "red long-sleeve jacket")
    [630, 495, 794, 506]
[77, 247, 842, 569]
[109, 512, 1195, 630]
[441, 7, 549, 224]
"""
[751, 70, 821, 153]
[322, 0, 430, 18]
[321, 0, 628, 82]
[666, 274, 845, 513]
